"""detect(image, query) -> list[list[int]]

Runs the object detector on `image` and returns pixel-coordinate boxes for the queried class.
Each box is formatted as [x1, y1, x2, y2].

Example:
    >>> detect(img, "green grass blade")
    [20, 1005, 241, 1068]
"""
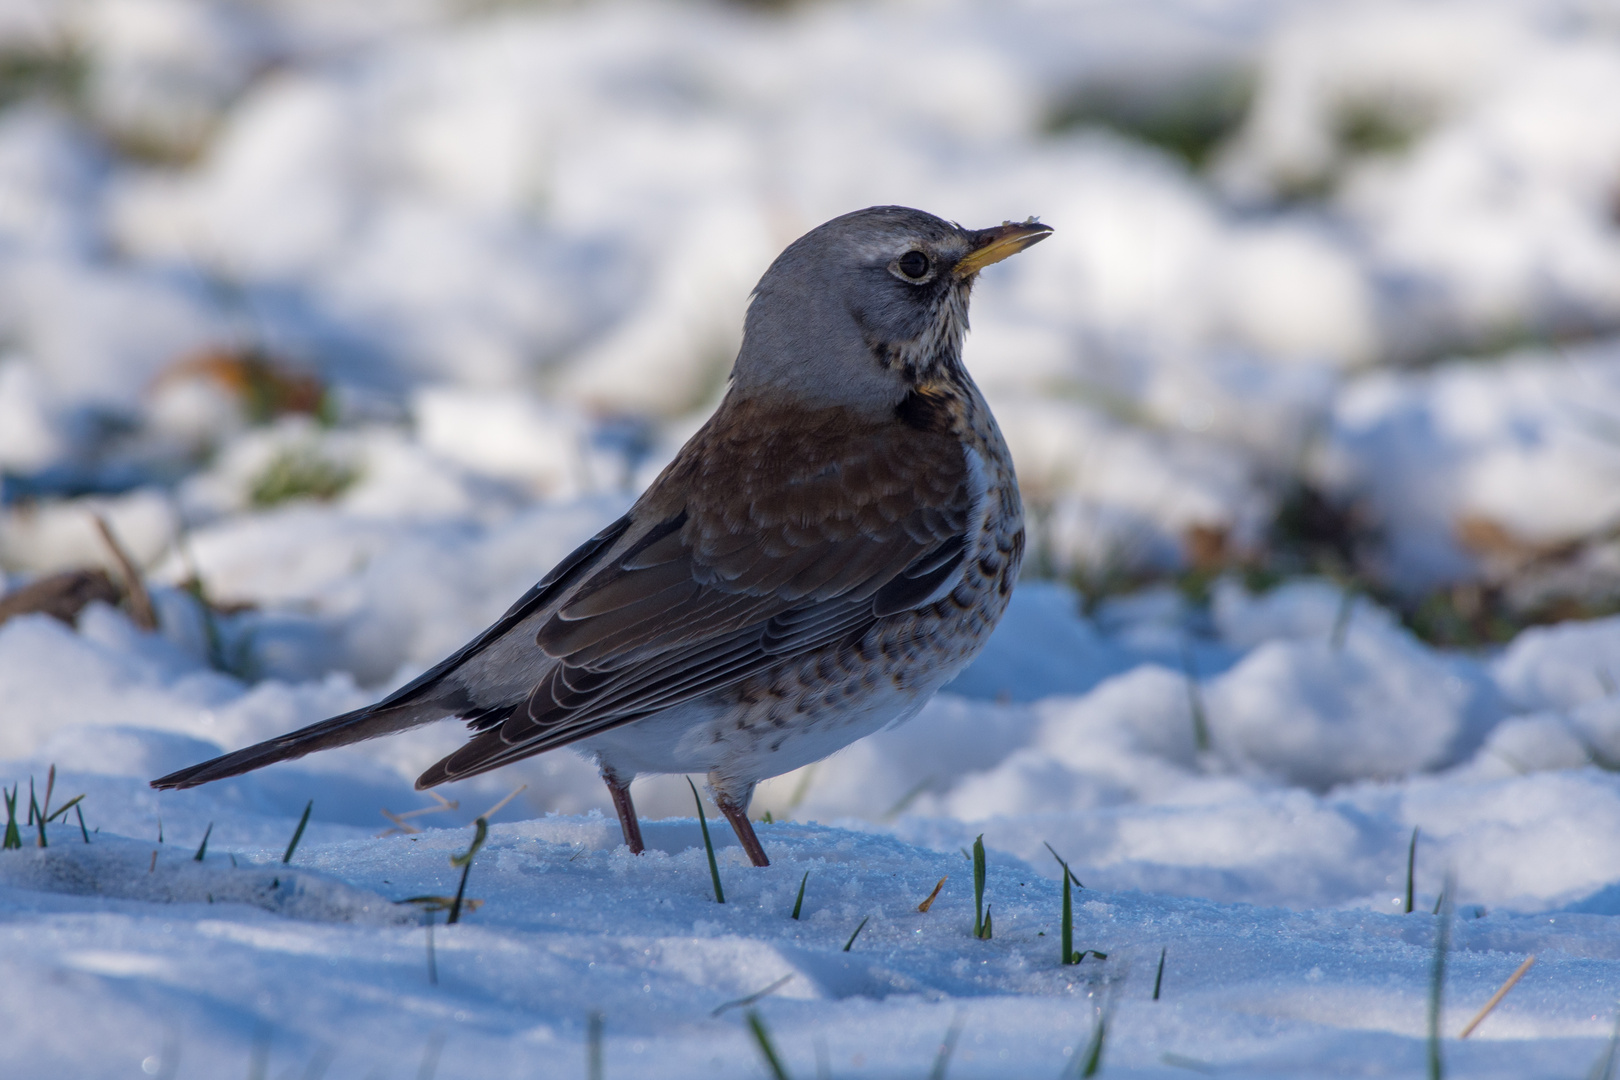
[688, 778, 724, 904]
[447, 815, 490, 925]
[28, 774, 48, 847]
[1429, 873, 1454, 1080]
[881, 774, 935, 822]
[1044, 841, 1084, 888]
[1079, 1007, 1108, 1078]
[30, 788, 46, 848]
[972, 834, 986, 938]
[843, 915, 870, 952]
[1406, 826, 1419, 913]
[193, 822, 213, 862]
[711, 974, 795, 1018]
[282, 800, 313, 864]
[423, 911, 438, 986]
[248, 1024, 271, 1080]
[1181, 647, 1211, 753]
[415, 1031, 445, 1080]
[449, 816, 489, 868]
[2, 785, 20, 850]
[1061, 862, 1074, 964]
[982, 905, 992, 940]
[76, 804, 89, 844]
[587, 1011, 603, 1080]
[928, 1015, 963, 1080]
[745, 1010, 792, 1080]
[447, 862, 474, 925]
[45, 793, 84, 823]
[791, 870, 808, 920]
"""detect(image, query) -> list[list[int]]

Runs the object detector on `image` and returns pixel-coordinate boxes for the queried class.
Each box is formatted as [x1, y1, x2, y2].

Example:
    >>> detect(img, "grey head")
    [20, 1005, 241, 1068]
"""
[730, 205, 1052, 414]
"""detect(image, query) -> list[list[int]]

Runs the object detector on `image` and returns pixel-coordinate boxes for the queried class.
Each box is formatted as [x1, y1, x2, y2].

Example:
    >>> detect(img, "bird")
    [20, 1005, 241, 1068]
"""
[152, 205, 1050, 867]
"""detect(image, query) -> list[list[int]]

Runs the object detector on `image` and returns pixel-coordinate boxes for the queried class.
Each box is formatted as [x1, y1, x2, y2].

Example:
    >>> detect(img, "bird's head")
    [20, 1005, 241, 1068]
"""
[730, 206, 1052, 415]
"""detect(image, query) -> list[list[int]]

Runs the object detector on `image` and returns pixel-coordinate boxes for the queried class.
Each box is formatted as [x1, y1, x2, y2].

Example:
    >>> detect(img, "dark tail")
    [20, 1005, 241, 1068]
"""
[150, 700, 444, 789]
[150, 515, 635, 792]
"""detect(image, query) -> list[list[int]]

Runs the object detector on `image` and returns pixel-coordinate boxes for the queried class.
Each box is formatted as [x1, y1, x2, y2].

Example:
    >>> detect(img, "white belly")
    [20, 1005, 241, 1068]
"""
[578, 679, 933, 785]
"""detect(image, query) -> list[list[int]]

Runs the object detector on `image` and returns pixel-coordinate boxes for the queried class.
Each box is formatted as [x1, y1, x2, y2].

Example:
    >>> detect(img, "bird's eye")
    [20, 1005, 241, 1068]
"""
[896, 250, 930, 279]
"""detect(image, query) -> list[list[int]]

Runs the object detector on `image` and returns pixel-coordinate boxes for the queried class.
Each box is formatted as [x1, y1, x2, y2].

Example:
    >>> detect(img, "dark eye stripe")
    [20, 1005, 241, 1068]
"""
[897, 250, 929, 279]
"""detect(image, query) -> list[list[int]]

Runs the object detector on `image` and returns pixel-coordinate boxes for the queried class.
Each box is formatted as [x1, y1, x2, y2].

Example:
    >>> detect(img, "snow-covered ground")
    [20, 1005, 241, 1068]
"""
[6, 0, 1620, 1075]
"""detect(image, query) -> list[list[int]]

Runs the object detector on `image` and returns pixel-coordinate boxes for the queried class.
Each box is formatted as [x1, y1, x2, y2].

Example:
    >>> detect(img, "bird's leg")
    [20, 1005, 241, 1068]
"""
[602, 769, 644, 855]
[713, 782, 769, 867]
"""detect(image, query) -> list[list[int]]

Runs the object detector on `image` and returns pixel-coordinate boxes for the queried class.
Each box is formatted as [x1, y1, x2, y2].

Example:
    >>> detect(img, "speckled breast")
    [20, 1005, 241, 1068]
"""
[722, 387, 1024, 759]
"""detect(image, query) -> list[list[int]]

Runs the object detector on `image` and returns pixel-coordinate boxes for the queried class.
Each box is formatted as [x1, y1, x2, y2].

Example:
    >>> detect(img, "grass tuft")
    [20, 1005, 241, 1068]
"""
[1040, 71, 1253, 169]
[688, 778, 724, 904]
[1406, 826, 1420, 914]
[1047, 845, 1101, 964]
[791, 870, 808, 920]
[283, 800, 313, 864]
[249, 446, 357, 508]
[2, 784, 20, 849]
[745, 1011, 793, 1080]
[1153, 947, 1168, 1000]
[193, 822, 213, 862]
[843, 915, 870, 952]
[972, 835, 990, 939]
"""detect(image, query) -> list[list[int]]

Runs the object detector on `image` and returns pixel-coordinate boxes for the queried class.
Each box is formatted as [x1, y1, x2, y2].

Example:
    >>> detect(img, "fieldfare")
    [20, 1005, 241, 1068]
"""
[153, 206, 1051, 867]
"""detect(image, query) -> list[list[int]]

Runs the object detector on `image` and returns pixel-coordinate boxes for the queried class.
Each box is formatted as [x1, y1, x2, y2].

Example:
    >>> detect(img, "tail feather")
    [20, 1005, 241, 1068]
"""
[150, 700, 444, 790]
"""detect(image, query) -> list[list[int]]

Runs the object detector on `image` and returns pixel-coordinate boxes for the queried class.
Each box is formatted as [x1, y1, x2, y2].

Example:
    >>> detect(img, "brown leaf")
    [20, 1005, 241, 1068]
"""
[0, 569, 121, 627]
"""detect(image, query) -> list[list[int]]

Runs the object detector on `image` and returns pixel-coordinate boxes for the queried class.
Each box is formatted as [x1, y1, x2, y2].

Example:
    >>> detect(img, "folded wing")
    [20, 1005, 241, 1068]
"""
[416, 400, 974, 787]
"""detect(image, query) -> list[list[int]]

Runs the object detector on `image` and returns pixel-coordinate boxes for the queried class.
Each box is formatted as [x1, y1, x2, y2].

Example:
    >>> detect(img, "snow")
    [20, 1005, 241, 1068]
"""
[5, 0, 1620, 1075]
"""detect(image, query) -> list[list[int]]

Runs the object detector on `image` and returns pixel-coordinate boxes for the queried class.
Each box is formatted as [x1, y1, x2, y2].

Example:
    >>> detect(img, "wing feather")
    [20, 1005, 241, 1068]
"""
[417, 397, 978, 788]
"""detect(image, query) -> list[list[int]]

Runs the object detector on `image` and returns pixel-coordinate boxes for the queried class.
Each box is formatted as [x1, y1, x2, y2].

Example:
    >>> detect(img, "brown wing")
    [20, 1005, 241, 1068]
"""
[416, 397, 973, 787]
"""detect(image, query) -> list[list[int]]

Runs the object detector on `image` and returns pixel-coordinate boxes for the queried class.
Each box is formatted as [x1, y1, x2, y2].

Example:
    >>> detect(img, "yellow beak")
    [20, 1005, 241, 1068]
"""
[954, 219, 1054, 279]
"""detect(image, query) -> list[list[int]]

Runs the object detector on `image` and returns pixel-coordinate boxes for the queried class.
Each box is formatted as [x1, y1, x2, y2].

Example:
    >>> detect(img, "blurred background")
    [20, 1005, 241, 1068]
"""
[4, 0, 1620, 829]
